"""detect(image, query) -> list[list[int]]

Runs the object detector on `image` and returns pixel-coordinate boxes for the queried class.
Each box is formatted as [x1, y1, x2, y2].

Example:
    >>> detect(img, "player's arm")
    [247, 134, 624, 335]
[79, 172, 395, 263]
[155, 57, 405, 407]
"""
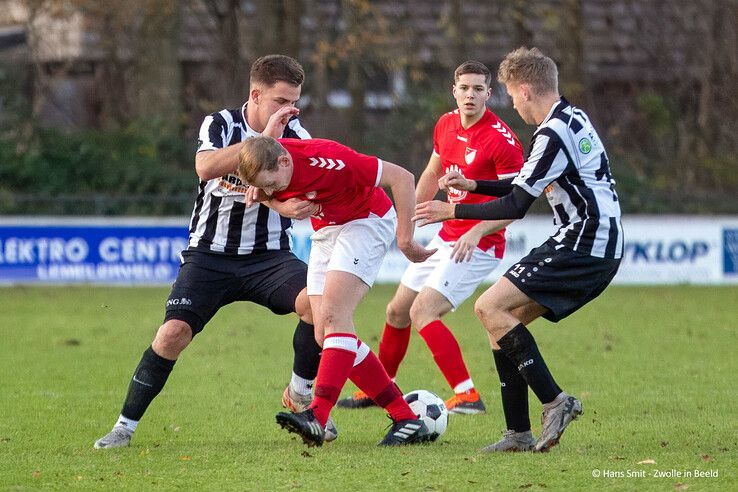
[415, 153, 444, 203]
[195, 144, 244, 181]
[378, 162, 437, 263]
[415, 185, 535, 225]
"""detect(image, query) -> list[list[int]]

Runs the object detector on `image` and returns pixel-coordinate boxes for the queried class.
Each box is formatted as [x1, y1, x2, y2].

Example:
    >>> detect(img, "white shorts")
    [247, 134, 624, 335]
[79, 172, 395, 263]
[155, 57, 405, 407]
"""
[306, 209, 397, 296]
[400, 234, 501, 309]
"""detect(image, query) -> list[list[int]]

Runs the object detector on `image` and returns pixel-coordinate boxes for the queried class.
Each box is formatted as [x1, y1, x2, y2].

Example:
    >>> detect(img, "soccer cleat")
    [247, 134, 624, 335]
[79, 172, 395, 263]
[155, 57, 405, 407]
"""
[445, 389, 487, 415]
[336, 389, 378, 409]
[281, 385, 338, 442]
[276, 409, 325, 447]
[535, 393, 583, 452]
[481, 430, 537, 453]
[93, 426, 133, 449]
[377, 417, 433, 446]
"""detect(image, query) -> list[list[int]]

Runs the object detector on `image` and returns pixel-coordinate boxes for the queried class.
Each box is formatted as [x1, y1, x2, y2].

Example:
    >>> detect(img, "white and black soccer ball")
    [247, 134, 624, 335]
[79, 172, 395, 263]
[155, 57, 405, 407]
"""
[403, 389, 448, 441]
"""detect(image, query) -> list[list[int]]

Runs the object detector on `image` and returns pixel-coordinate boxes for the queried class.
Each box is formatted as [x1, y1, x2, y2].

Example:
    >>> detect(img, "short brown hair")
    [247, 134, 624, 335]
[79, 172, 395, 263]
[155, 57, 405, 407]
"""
[497, 47, 558, 95]
[249, 54, 305, 88]
[237, 135, 288, 184]
[454, 60, 492, 87]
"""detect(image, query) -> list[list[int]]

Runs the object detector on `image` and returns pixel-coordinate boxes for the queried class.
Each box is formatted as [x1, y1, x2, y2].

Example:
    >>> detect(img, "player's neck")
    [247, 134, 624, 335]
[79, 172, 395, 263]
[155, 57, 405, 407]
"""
[533, 94, 561, 125]
[244, 101, 266, 133]
[460, 110, 485, 130]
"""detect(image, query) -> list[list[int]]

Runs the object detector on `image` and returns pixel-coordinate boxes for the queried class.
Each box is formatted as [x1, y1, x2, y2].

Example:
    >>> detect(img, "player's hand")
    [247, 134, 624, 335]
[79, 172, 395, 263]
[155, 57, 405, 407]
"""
[263, 106, 300, 138]
[413, 200, 455, 227]
[398, 240, 437, 263]
[245, 186, 269, 207]
[438, 171, 476, 192]
[269, 197, 318, 220]
[450, 229, 482, 263]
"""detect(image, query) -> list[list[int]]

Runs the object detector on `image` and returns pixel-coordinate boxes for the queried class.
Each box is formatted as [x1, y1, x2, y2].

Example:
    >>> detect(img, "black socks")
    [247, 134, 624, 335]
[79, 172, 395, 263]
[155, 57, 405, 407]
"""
[292, 320, 321, 380]
[492, 349, 531, 432]
[121, 346, 176, 421]
[497, 323, 561, 405]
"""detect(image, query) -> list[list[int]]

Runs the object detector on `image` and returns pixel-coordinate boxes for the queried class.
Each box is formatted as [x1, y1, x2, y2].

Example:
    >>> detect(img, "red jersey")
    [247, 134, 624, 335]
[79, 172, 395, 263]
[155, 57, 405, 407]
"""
[274, 138, 393, 230]
[433, 108, 524, 256]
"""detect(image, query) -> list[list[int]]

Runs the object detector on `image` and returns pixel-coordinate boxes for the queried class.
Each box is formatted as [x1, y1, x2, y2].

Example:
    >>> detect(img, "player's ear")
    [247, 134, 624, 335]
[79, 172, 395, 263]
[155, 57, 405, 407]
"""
[520, 83, 532, 101]
[250, 88, 261, 104]
[278, 154, 291, 168]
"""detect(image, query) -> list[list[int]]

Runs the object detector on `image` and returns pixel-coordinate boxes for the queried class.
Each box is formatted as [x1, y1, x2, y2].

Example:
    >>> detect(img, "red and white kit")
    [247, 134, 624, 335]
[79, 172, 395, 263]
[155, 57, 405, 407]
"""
[274, 138, 396, 294]
[401, 108, 524, 307]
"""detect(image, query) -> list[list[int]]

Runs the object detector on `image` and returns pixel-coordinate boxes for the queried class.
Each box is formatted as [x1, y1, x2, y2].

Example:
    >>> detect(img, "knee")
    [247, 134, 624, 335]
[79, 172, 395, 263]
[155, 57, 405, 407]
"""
[408, 300, 434, 330]
[474, 297, 500, 326]
[386, 300, 410, 328]
[295, 290, 313, 325]
[152, 320, 192, 358]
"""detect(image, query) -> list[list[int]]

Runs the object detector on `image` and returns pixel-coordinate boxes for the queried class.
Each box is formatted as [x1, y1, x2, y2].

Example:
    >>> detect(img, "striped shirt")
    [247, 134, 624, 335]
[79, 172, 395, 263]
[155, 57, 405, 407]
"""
[513, 98, 623, 259]
[189, 103, 310, 255]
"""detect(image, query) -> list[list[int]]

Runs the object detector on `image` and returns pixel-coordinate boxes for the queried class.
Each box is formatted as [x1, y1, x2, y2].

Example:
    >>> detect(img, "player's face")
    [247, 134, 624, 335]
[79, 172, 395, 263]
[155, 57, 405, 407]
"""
[252, 155, 293, 196]
[506, 82, 534, 124]
[452, 73, 491, 117]
[253, 81, 302, 130]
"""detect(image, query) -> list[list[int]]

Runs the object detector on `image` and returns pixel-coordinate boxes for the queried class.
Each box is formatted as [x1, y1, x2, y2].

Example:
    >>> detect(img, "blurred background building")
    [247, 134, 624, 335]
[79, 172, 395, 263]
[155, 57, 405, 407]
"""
[0, 0, 736, 215]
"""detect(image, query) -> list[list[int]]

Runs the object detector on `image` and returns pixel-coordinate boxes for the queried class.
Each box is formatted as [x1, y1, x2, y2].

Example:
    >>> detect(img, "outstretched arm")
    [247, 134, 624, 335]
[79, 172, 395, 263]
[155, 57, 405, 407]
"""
[414, 185, 536, 226]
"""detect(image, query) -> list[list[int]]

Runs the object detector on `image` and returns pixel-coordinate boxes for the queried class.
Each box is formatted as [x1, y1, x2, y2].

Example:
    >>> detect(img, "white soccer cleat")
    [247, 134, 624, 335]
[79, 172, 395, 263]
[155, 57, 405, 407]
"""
[93, 426, 133, 449]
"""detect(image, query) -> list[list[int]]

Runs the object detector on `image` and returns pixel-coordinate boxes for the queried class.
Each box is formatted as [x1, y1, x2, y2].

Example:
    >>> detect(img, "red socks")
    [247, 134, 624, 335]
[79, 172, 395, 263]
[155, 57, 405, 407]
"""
[378, 323, 411, 379]
[311, 333, 357, 426]
[349, 348, 416, 422]
[418, 320, 472, 391]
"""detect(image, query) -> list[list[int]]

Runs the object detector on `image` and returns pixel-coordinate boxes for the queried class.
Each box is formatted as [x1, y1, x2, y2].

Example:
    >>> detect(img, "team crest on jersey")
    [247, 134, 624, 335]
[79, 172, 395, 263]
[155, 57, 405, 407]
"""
[465, 147, 477, 164]
[306, 191, 317, 199]
[445, 164, 468, 202]
[579, 138, 592, 154]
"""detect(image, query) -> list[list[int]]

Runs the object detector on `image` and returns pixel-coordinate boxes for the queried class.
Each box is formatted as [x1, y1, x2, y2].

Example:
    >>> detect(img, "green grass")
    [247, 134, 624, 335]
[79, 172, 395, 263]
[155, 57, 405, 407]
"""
[1, 285, 736, 491]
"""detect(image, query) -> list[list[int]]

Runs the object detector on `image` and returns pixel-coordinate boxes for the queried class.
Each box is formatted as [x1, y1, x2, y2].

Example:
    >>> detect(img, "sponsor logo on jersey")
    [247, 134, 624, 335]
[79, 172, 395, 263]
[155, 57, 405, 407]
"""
[445, 164, 468, 202]
[217, 174, 249, 194]
[465, 147, 477, 164]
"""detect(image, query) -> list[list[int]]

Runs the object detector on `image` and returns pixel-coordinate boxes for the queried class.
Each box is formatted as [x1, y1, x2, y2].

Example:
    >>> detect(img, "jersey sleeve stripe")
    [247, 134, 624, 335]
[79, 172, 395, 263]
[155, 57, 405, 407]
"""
[375, 159, 383, 187]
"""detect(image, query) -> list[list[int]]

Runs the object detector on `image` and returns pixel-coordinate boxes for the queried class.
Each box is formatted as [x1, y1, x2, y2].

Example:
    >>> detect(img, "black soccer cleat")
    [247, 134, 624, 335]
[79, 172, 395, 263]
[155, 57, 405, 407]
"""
[276, 409, 325, 447]
[378, 417, 432, 446]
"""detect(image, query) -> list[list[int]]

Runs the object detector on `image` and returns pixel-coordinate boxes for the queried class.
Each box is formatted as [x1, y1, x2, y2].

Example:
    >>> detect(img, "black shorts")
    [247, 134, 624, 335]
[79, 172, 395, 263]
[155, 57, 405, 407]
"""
[503, 239, 621, 322]
[163, 249, 307, 334]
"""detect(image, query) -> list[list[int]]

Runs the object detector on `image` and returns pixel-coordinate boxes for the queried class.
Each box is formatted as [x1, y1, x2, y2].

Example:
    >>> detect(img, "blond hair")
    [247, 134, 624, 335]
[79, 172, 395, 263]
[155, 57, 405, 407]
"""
[497, 47, 559, 96]
[237, 135, 287, 184]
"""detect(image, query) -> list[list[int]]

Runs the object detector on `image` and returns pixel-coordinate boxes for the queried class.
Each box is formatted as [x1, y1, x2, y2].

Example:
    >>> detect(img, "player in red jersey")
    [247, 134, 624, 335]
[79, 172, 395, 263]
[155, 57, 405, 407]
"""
[237, 135, 436, 446]
[337, 61, 524, 414]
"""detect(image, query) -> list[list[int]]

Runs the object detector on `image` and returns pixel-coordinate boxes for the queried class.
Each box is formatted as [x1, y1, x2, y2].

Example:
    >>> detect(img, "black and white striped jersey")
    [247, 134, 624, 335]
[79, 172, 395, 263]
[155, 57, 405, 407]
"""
[513, 98, 623, 259]
[189, 103, 310, 255]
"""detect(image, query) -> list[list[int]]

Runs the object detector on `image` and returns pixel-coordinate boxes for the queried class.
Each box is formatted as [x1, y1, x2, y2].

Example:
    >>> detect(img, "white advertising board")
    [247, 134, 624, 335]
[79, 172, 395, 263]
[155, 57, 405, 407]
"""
[1, 215, 737, 285]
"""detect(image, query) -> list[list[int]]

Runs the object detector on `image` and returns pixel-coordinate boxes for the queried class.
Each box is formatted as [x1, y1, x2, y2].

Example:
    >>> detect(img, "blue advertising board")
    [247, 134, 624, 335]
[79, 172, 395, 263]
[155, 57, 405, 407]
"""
[0, 219, 189, 285]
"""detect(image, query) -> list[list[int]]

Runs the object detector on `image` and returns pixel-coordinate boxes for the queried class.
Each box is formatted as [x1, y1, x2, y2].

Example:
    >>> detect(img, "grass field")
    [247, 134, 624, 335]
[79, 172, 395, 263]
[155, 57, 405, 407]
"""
[1, 285, 736, 491]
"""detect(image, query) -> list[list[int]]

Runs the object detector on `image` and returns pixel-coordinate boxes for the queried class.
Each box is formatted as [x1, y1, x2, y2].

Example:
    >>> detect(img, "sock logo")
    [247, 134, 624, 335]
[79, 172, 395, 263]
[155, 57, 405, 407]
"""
[132, 375, 153, 387]
[166, 297, 192, 307]
[518, 359, 534, 371]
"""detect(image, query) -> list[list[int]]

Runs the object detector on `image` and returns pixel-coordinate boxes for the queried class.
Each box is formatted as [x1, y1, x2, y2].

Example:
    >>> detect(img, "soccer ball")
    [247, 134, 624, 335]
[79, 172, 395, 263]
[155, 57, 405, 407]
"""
[403, 389, 448, 441]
